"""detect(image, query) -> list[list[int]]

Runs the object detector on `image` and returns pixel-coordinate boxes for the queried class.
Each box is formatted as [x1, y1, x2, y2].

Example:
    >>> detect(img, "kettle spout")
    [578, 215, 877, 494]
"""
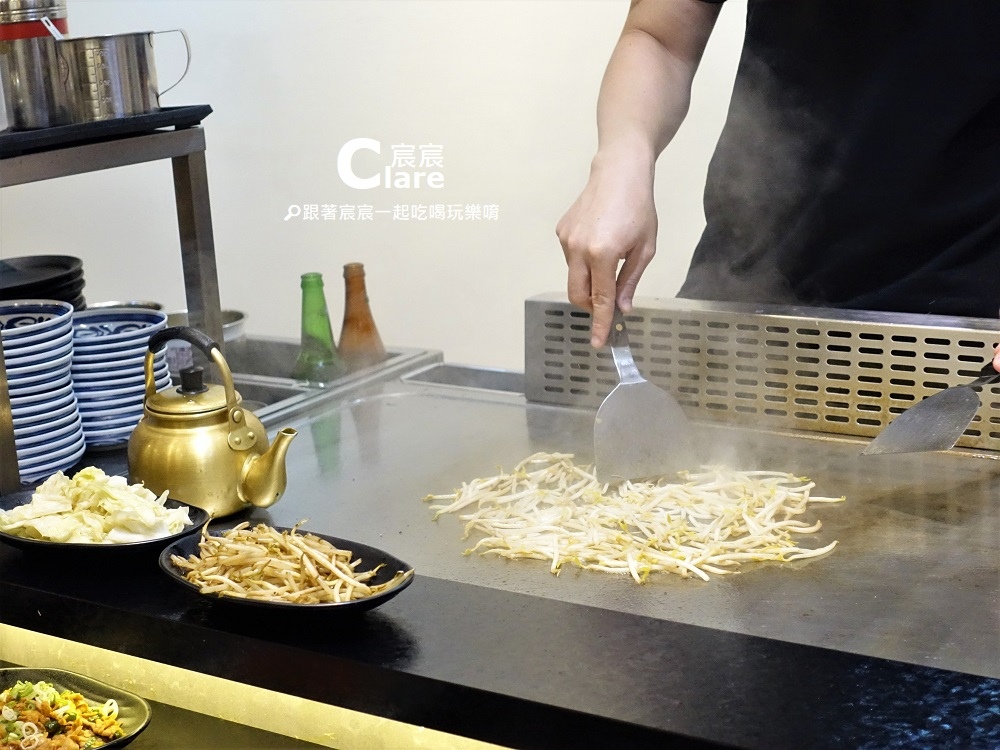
[239, 427, 298, 508]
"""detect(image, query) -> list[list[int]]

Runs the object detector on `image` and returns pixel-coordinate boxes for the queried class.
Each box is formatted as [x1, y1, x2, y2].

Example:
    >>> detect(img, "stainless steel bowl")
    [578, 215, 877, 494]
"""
[166, 309, 246, 343]
[89, 300, 163, 311]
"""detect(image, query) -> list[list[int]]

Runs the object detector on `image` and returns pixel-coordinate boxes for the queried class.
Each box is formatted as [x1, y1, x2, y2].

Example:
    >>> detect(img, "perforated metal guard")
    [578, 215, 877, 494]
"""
[524, 293, 1000, 451]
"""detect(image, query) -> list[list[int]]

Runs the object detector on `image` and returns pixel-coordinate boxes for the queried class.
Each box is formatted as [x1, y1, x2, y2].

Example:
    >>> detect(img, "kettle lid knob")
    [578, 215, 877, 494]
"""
[179, 366, 209, 395]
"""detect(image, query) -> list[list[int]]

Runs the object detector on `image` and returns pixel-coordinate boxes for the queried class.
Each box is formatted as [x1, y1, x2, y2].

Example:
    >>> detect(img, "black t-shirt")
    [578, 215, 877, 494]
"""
[679, 1, 1000, 318]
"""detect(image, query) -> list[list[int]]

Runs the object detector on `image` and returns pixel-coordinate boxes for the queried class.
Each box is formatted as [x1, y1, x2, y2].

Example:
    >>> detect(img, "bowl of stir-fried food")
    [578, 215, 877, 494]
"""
[0, 668, 151, 749]
[160, 521, 415, 614]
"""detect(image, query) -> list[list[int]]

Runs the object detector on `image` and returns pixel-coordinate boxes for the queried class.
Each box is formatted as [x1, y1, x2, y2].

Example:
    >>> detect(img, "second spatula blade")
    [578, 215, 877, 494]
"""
[863, 360, 998, 456]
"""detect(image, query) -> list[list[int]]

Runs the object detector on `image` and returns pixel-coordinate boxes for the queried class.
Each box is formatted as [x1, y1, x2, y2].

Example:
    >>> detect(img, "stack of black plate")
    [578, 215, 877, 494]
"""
[0, 255, 86, 310]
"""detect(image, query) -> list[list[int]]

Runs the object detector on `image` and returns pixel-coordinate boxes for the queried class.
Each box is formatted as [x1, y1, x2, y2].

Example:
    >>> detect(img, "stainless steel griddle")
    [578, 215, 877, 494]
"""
[255, 298, 1000, 682]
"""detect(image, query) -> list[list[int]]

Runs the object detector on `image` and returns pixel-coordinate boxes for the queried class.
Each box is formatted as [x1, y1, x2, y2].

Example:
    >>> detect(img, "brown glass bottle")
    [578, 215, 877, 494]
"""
[338, 262, 387, 371]
[292, 272, 345, 383]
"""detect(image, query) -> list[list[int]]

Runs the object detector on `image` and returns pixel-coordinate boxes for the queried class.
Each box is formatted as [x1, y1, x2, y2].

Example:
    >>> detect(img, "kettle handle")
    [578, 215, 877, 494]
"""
[145, 325, 233, 406]
[148, 325, 219, 360]
[144, 326, 256, 449]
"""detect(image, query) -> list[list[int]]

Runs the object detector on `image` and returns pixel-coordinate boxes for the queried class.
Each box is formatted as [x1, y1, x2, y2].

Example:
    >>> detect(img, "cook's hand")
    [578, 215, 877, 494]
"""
[993, 345, 1000, 373]
[556, 149, 657, 348]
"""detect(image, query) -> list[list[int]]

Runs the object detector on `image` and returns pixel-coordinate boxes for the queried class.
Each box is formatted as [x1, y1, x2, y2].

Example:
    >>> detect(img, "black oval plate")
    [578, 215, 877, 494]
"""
[0, 667, 151, 748]
[0, 496, 208, 555]
[159, 526, 415, 614]
[0, 255, 83, 295]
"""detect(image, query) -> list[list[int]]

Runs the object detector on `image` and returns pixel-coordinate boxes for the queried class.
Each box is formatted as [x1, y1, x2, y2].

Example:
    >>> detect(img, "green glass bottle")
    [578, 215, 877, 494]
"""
[291, 272, 345, 384]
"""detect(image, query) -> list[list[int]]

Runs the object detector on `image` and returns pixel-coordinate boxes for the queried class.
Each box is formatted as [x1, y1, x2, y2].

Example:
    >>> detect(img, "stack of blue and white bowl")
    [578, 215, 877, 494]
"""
[1, 300, 86, 483]
[71, 307, 171, 448]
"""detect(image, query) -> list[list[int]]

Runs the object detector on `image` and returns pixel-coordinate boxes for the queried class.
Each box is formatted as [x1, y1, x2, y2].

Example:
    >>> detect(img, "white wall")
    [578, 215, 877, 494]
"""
[0, 0, 744, 370]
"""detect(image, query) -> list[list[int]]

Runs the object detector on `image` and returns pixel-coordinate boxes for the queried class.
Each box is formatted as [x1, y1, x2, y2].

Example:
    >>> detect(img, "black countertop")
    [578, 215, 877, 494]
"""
[1, 539, 998, 750]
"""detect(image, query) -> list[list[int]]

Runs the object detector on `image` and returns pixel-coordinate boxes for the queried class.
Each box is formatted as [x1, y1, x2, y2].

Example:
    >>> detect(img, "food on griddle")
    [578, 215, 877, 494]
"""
[0, 467, 191, 544]
[0, 679, 125, 749]
[425, 452, 844, 582]
[170, 522, 414, 604]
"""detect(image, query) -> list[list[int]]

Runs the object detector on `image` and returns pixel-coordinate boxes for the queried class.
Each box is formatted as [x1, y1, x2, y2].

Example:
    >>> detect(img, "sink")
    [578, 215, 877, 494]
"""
[225, 336, 421, 384]
[216, 336, 443, 422]
[232, 378, 311, 412]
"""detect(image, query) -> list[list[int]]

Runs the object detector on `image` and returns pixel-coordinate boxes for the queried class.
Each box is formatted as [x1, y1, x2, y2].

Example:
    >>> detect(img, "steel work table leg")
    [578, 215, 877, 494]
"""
[172, 149, 223, 348]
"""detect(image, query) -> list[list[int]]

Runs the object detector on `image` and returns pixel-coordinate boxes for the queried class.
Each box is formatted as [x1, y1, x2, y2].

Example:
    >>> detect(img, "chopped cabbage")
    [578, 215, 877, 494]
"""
[0, 466, 192, 544]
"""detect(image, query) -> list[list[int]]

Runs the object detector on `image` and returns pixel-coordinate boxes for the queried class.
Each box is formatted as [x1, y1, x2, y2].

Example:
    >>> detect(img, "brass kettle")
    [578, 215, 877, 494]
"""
[128, 326, 298, 517]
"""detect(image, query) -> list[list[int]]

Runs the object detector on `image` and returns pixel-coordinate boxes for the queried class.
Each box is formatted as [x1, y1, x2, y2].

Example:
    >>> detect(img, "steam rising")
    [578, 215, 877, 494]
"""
[681, 51, 832, 305]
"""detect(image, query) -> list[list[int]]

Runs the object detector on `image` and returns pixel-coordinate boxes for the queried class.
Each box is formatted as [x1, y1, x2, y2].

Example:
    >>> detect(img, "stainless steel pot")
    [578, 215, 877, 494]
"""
[0, 0, 69, 129]
[0, 33, 69, 128]
[1, 27, 190, 129]
[0, 0, 67, 25]
[58, 29, 190, 123]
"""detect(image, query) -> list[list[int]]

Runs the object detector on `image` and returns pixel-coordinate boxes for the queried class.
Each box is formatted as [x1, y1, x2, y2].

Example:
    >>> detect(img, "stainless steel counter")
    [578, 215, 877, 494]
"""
[3, 353, 998, 749]
[256, 363, 1000, 682]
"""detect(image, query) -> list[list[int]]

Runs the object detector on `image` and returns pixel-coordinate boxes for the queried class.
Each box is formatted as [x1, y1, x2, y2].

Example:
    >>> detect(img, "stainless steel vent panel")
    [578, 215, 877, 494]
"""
[525, 294, 1000, 451]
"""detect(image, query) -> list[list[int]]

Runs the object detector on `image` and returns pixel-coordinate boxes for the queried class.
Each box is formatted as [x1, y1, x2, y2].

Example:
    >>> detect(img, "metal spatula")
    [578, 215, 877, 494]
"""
[863, 360, 1000, 456]
[594, 308, 692, 482]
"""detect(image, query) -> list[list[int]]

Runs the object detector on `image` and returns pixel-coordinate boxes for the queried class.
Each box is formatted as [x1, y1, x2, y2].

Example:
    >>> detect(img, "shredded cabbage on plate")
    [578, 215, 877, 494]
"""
[0, 466, 192, 544]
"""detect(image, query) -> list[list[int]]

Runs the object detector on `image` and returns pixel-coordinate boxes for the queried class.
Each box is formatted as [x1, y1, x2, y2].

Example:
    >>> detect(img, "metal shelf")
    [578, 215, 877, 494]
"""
[0, 123, 224, 494]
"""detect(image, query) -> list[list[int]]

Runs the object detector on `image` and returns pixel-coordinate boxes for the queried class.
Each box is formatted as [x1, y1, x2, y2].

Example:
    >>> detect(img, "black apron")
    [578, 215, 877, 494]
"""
[681, 1, 1000, 318]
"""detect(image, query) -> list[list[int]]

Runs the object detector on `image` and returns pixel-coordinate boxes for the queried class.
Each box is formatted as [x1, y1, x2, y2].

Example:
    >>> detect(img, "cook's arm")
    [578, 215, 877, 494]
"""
[556, 0, 721, 348]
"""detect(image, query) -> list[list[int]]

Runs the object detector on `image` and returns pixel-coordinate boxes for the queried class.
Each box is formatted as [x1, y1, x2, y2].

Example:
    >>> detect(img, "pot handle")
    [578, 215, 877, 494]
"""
[152, 28, 192, 99]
